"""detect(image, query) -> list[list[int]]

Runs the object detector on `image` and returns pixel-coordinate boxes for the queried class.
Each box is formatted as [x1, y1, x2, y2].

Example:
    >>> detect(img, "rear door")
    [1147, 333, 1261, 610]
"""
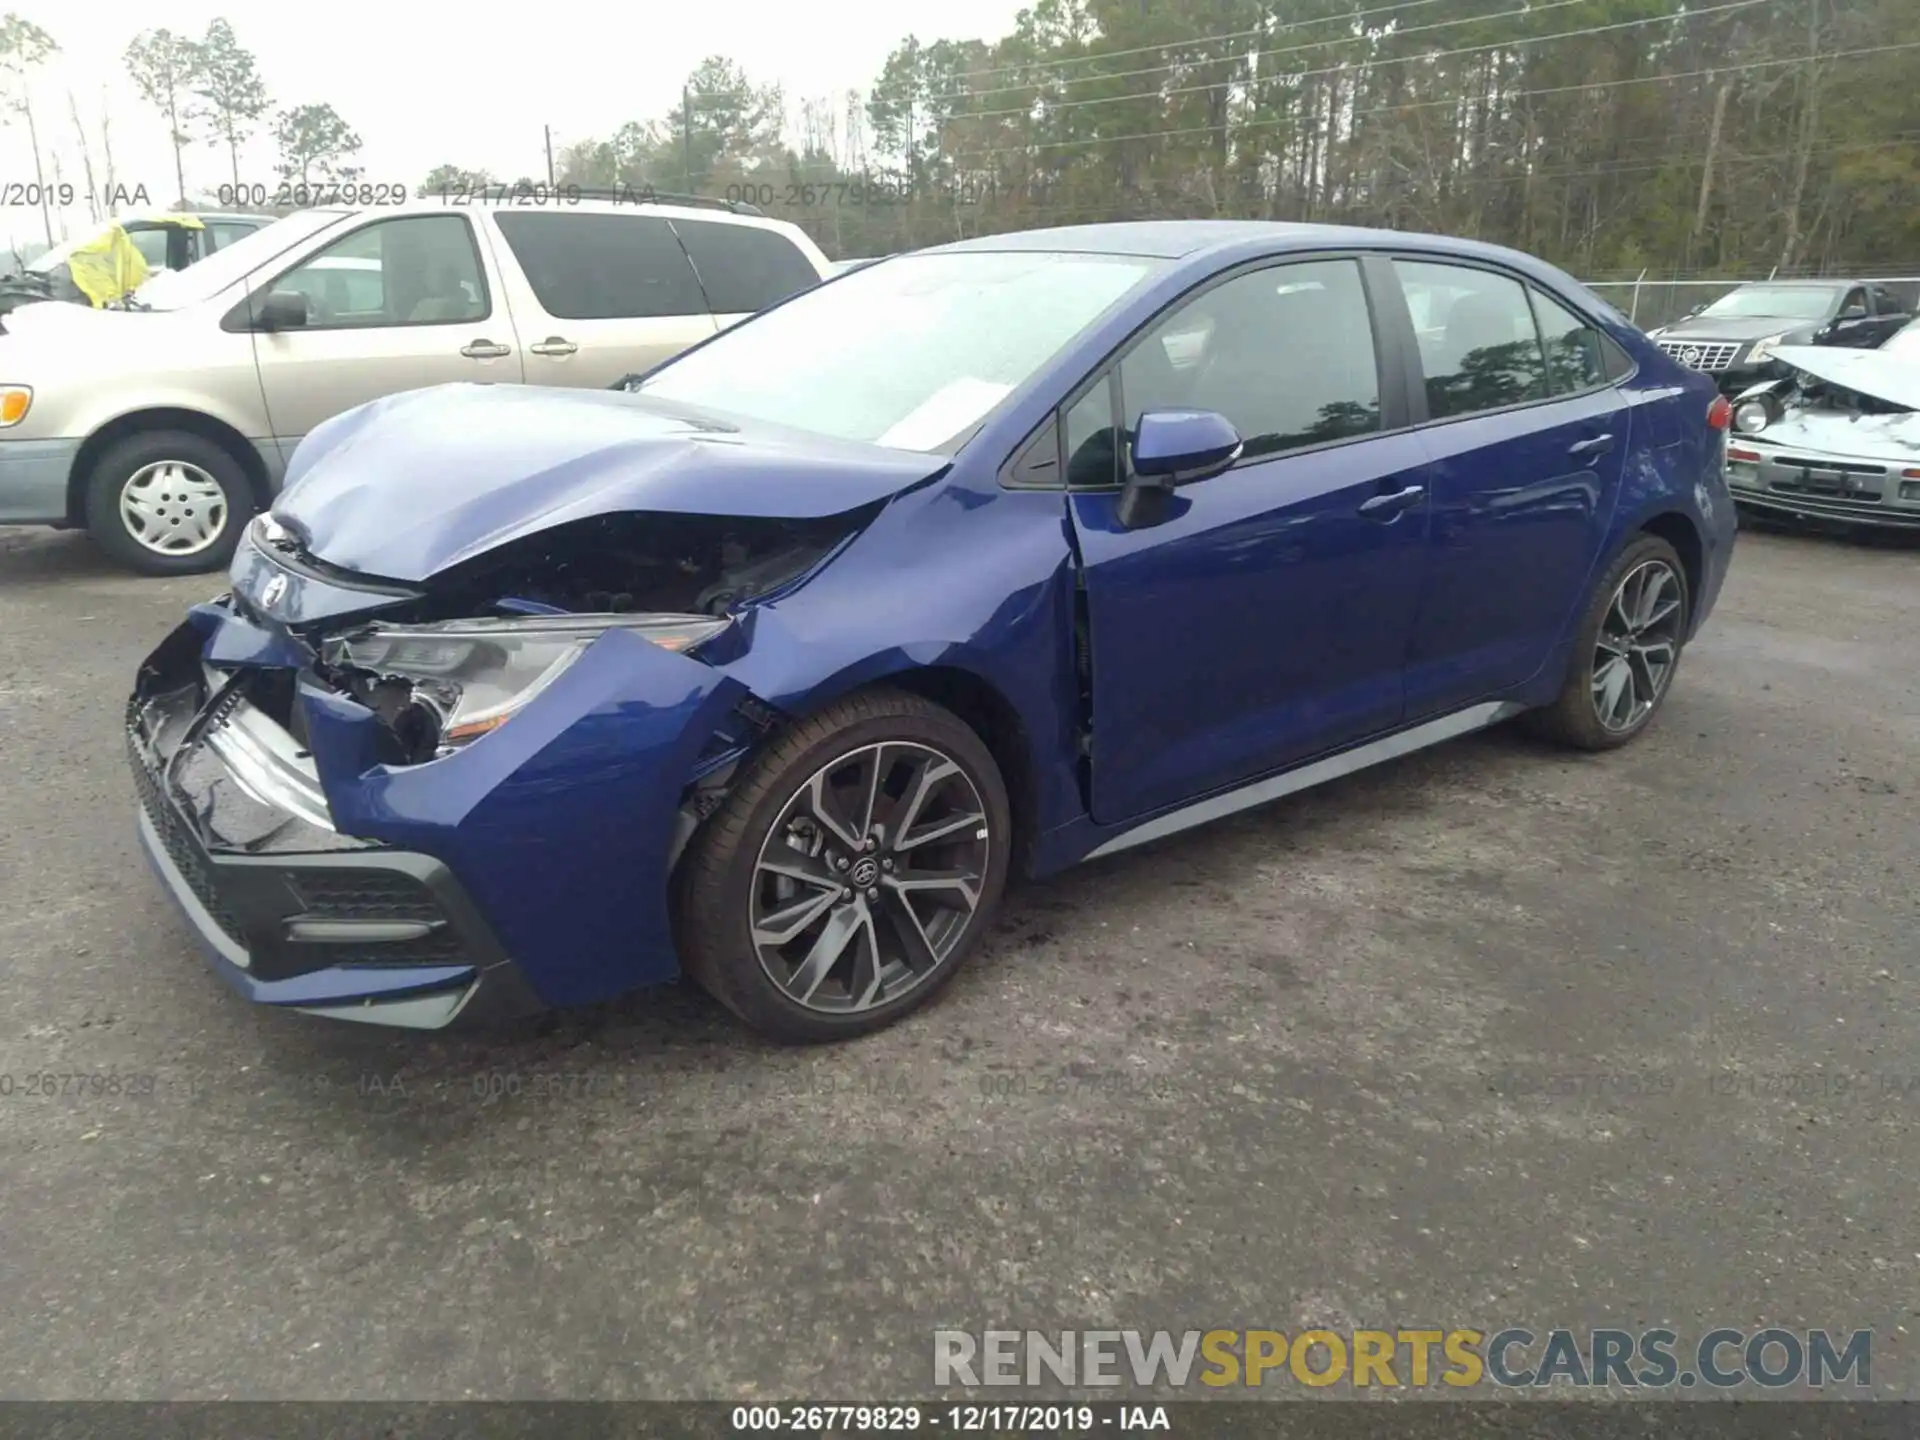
[244, 212, 523, 467]
[670, 215, 829, 332]
[486, 210, 718, 388]
[1389, 257, 1632, 720]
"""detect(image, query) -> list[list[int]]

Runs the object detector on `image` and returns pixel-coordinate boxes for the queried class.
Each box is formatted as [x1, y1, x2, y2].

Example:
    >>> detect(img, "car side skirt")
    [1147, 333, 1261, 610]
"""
[1081, 699, 1527, 860]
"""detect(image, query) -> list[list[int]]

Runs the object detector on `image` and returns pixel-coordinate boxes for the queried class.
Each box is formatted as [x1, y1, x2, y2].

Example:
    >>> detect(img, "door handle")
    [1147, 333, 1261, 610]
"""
[1358, 484, 1425, 518]
[529, 337, 578, 357]
[1568, 432, 1616, 458]
[460, 339, 512, 359]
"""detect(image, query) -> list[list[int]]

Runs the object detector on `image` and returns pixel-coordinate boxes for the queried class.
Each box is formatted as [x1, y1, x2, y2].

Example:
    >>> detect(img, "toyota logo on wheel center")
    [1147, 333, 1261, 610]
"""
[850, 857, 880, 888]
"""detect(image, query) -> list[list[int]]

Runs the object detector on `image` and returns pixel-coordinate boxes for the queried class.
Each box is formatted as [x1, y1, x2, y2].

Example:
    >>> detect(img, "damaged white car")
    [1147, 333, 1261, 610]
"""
[1725, 320, 1920, 531]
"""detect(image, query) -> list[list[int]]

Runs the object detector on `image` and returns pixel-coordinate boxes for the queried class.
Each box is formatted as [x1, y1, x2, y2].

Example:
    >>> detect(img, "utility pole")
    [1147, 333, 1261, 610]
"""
[544, 125, 555, 187]
[682, 87, 693, 192]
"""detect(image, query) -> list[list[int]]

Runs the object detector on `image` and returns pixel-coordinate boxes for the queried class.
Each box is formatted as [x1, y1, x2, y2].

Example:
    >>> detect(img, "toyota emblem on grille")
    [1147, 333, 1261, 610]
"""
[261, 574, 288, 608]
[1682, 346, 1704, 367]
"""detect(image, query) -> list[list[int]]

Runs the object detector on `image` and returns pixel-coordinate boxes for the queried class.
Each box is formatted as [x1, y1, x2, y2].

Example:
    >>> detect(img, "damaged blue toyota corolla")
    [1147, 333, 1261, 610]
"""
[127, 221, 1737, 1040]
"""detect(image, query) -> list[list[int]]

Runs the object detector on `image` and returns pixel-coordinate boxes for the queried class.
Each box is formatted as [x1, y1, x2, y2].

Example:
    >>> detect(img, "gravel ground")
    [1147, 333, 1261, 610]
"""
[0, 521, 1916, 1401]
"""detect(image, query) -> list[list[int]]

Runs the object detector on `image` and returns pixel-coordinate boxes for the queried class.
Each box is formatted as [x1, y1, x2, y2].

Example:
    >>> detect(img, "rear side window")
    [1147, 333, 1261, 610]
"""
[492, 212, 707, 320]
[672, 218, 820, 314]
[1529, 289, 1608, 395]
[1395, 260, 1547, 420]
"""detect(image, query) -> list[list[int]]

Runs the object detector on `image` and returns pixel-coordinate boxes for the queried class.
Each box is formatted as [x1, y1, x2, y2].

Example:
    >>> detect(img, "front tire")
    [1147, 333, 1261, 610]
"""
[83, 430, 255, 576]
[1526, 533, 1690, 751]
[676, 687, 1012, 1043]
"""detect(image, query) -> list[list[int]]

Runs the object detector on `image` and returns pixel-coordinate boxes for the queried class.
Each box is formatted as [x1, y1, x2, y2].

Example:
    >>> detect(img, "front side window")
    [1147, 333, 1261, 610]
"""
[128, 228, 171, 269]
[1063, 375, 1120, 489]
[1119, 258, 1383, 465]
[209, 221, 260, 252]
[1396, 260, 1547, 420]
[1839, 288, 1868, 317]
[493, 212, 707, 320]
[635, 250, 1159, 453]
[270, 215, 487, 327]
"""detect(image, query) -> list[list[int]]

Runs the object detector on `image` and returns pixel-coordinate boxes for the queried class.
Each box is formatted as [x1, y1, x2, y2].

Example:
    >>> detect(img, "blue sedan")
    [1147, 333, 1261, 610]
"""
[127, 221, 1737, 1040]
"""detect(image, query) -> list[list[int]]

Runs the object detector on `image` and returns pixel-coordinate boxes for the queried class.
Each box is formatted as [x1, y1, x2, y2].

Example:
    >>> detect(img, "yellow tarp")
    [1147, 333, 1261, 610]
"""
[63, 214, 205, 307]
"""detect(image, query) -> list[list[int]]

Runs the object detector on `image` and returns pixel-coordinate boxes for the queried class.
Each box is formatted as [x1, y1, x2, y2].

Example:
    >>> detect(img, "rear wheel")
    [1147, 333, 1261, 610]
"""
[676, 688, 1011, 1043]
[83, 430, 255, 576]
[1526, 533, 1689, 751]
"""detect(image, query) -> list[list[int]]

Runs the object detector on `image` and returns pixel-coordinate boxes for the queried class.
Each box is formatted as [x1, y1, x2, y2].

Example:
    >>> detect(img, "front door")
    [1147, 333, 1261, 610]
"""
[1387, 258, 1632, 718]
[248, 213, 523, 468]
[1067, 256, 1431, 825]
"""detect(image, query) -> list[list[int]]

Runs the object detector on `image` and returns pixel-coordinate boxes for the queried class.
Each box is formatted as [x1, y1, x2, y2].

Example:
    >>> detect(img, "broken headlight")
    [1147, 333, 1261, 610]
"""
[320, 613, 729, 758]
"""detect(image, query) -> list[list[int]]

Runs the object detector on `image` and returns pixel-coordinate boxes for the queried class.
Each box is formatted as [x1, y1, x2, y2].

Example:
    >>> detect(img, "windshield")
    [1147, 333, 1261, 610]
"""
[636, 250, 1162, 452]
[1699, 285, 1841, 321]
[132, 210, 337, 310]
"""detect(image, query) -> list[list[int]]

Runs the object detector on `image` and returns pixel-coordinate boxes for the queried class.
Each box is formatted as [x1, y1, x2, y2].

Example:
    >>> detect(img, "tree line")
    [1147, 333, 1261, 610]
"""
[2, 1, 1911, 275]
[420, 0, 1919, 276]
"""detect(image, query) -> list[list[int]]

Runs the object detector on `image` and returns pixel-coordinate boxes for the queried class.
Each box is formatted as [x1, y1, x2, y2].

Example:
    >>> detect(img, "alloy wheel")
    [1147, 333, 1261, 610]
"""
[119, 461, 228, 556]
[1591, 558, 1682, 733]
[749, 741, 991, 1015]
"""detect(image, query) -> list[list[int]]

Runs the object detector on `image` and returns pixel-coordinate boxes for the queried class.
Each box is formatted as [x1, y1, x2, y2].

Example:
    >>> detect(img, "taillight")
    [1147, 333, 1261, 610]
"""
[1727, 446, 1761, 463]
[1707, 395, 1733, 431]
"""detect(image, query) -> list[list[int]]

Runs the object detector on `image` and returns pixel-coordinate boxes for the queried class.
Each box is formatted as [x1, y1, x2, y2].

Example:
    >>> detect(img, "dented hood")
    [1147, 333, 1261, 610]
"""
[1770, 345, 1920, 411]
[272, 383, 947, 582]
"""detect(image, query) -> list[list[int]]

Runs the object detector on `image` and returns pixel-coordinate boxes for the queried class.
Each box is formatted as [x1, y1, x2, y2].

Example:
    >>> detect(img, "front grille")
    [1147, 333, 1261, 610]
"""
[289, 872, 442, 923]
[1658, 339, 1744, 372]
[293, 934, 471, 969]
[1772, 476, 1884, 502]
[127, 726, 246, 944]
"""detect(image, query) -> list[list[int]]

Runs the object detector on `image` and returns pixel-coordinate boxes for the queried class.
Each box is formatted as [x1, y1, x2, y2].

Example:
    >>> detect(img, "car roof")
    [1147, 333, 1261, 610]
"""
[921, 219, 1553, 270]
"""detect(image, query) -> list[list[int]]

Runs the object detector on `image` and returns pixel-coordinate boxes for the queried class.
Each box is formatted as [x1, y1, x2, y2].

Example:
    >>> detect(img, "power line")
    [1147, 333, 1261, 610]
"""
[920, 0, 1622, 111]
[946, 25, 1891, 166]
[912, 0, 1459, 98]
[935, 0, 1764, 129]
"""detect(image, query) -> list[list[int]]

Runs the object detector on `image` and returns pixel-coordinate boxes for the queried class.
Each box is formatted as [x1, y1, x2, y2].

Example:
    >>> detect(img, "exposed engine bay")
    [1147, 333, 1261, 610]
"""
[284, 508, 871, 766]
[408, 509, 870, 621]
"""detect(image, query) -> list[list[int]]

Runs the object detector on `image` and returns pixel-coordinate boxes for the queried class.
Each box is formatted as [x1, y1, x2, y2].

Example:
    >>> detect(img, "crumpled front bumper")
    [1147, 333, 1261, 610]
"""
[129, 596, 749, 1028]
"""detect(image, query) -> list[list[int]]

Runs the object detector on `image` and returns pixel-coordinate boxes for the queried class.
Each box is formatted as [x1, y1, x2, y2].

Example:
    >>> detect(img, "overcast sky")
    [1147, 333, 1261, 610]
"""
[0, 0, 1023, 254]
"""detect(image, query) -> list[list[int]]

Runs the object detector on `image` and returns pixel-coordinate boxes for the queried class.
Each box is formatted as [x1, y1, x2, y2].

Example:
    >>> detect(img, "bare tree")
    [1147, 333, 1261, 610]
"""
[0, 14, 59, 247]
[125, 29, 201, 206]
[190, 18, 270, 193]
[67, 88, 99, 223]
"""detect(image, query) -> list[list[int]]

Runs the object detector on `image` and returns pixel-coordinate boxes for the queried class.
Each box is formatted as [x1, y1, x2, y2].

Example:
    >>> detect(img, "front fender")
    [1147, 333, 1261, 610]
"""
[301, 628, 749, 1007]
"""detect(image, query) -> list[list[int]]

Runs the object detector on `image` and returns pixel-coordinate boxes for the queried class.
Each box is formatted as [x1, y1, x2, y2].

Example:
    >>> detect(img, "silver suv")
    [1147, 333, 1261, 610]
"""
[0, 194, 831, 574]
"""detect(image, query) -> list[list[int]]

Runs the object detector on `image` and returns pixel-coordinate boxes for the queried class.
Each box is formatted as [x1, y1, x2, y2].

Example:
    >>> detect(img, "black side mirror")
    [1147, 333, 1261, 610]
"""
[1117, 408, 1243, 529]
[254, 290, 309, 332]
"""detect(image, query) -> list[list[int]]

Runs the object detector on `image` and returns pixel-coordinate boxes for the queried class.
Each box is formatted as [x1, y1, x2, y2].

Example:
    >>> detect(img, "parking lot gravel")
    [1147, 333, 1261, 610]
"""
[1, 522, 1916, 1399]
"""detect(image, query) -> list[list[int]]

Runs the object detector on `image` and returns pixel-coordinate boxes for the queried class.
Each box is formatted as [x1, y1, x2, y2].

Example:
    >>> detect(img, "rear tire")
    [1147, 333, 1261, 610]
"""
[675, 687, 1011, 1043]
[1526, 533, 1690, 751]
[83, 430, 255, 577]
